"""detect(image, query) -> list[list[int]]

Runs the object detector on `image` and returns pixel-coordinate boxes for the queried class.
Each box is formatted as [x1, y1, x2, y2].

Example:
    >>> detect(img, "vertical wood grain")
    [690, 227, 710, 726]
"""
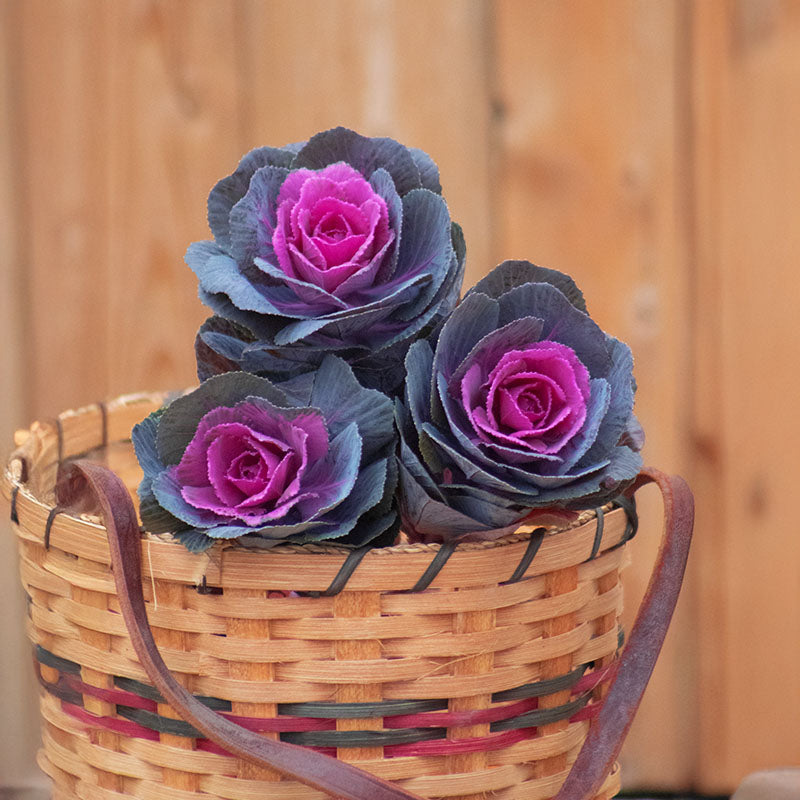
[72, 585, 123, 791]
[444, 604, 496, 800]
[152, 581, 201, 792]
[493, 0, 696, 788]
[531, 568, 579, 783]
[688, 2, 730, 788]
[13, 0, 251, 410]
[7, 1, 800, 794]
[0, 0, 43, 788]
[104, 0, 245, 396]
[334, 591, 385, 762]
[226, 588, 282, 782]
[16, 0, 112, 418]
[691, 0, 800, 790]
[237, 0, 496, 288]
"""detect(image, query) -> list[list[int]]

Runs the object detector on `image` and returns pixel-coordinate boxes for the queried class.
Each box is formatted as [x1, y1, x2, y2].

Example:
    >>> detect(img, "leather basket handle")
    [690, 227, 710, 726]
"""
[56, 462, 692, 800]
[553, 467, 694, 800]
[56, 460, 426, 800]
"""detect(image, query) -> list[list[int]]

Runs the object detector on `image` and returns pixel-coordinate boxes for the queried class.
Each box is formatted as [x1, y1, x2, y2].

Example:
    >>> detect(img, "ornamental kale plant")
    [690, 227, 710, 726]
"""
[132, 357, 398, 552]
[395, 260, 643, 543]
[189, 127, 465, 394]
[134, 128, 647, 552]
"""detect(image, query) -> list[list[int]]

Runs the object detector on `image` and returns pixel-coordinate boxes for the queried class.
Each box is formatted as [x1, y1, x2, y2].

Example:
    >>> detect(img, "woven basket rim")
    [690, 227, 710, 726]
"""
[2, 392, 631, 593]
[3, 391, 605, 557]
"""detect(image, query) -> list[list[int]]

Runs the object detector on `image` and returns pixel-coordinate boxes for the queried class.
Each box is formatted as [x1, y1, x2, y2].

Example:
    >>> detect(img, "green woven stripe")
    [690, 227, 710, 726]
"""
[35, 645, 605, 719]
[10, 485, 20, 524]
[36, 648, 608, 748]
[34, 666, 83, 707]
[116, 695, 594, 747]
[502, 528, 546, 584]
[322, 547, 371, 597]
[36, 645, 81, 677]
[407, 541, 457, 592]
[112, 677, 445, 719]
[114, 675, 231, 711]
[614, 494, 638, 542]
[491, 664, 586, 702]
[283, 727, 445, 748]
[118, 706, 201, 738]
[113, 676, 164, 704]
[116, 705, 447, 746]
[490, 694, 590, 732]
[589, 508, 605, 560]
[279, 698, 446, 719]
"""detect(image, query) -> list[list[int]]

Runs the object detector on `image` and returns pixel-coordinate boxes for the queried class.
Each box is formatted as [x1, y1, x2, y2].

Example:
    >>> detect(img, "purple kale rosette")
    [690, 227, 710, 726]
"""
[132, 357, 398, 552]
[189, 127, 465, 394]
[395, 260, 644, 543]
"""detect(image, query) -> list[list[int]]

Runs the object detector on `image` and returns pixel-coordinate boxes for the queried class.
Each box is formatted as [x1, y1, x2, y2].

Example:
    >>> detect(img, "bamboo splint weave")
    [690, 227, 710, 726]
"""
[3, 394, 634, 800]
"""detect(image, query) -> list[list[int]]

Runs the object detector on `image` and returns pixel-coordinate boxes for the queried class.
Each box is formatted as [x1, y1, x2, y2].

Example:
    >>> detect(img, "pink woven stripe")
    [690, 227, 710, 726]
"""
[383, 664, 613, 730]
[573, 663, 615, 693]
[385, 700, 605, 758]
[384, 697, 538, 729]
[60, 676, 334, 731]
[60, 664, 612, 729]
[62, 702, 160, 740]
[63, 675, 158, 712]
[196, 739, 235, 757]
[386, 728, 532, 757]
[195, 739, 336, 758]
[196, 739, 338, 758]
[221, 712, 336, 732]
[569, 701, 602, 723]
[59, 690, 606, 758]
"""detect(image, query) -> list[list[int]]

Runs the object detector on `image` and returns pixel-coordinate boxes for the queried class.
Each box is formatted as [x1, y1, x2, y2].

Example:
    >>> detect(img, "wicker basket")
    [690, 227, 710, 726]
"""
[2, 393, 691, 800]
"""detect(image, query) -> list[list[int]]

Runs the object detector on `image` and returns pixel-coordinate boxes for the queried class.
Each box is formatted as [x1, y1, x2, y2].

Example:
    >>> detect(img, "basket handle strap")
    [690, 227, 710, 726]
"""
[552, 466, 694, 800]
[56, 460, 427, 800]
[57, 461, 692, 800]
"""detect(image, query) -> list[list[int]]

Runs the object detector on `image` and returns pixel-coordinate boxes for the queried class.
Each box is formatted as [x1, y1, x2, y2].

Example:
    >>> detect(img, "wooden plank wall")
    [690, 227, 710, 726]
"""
[0, 0, 43, 786]
[493, 2, 697, 787]
[691, 1, 800, 789]
[2, 0, 799, 793]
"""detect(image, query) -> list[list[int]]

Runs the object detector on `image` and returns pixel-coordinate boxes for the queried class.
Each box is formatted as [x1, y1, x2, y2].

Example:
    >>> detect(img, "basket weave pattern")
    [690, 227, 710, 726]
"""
[4, 395, 629, 800]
